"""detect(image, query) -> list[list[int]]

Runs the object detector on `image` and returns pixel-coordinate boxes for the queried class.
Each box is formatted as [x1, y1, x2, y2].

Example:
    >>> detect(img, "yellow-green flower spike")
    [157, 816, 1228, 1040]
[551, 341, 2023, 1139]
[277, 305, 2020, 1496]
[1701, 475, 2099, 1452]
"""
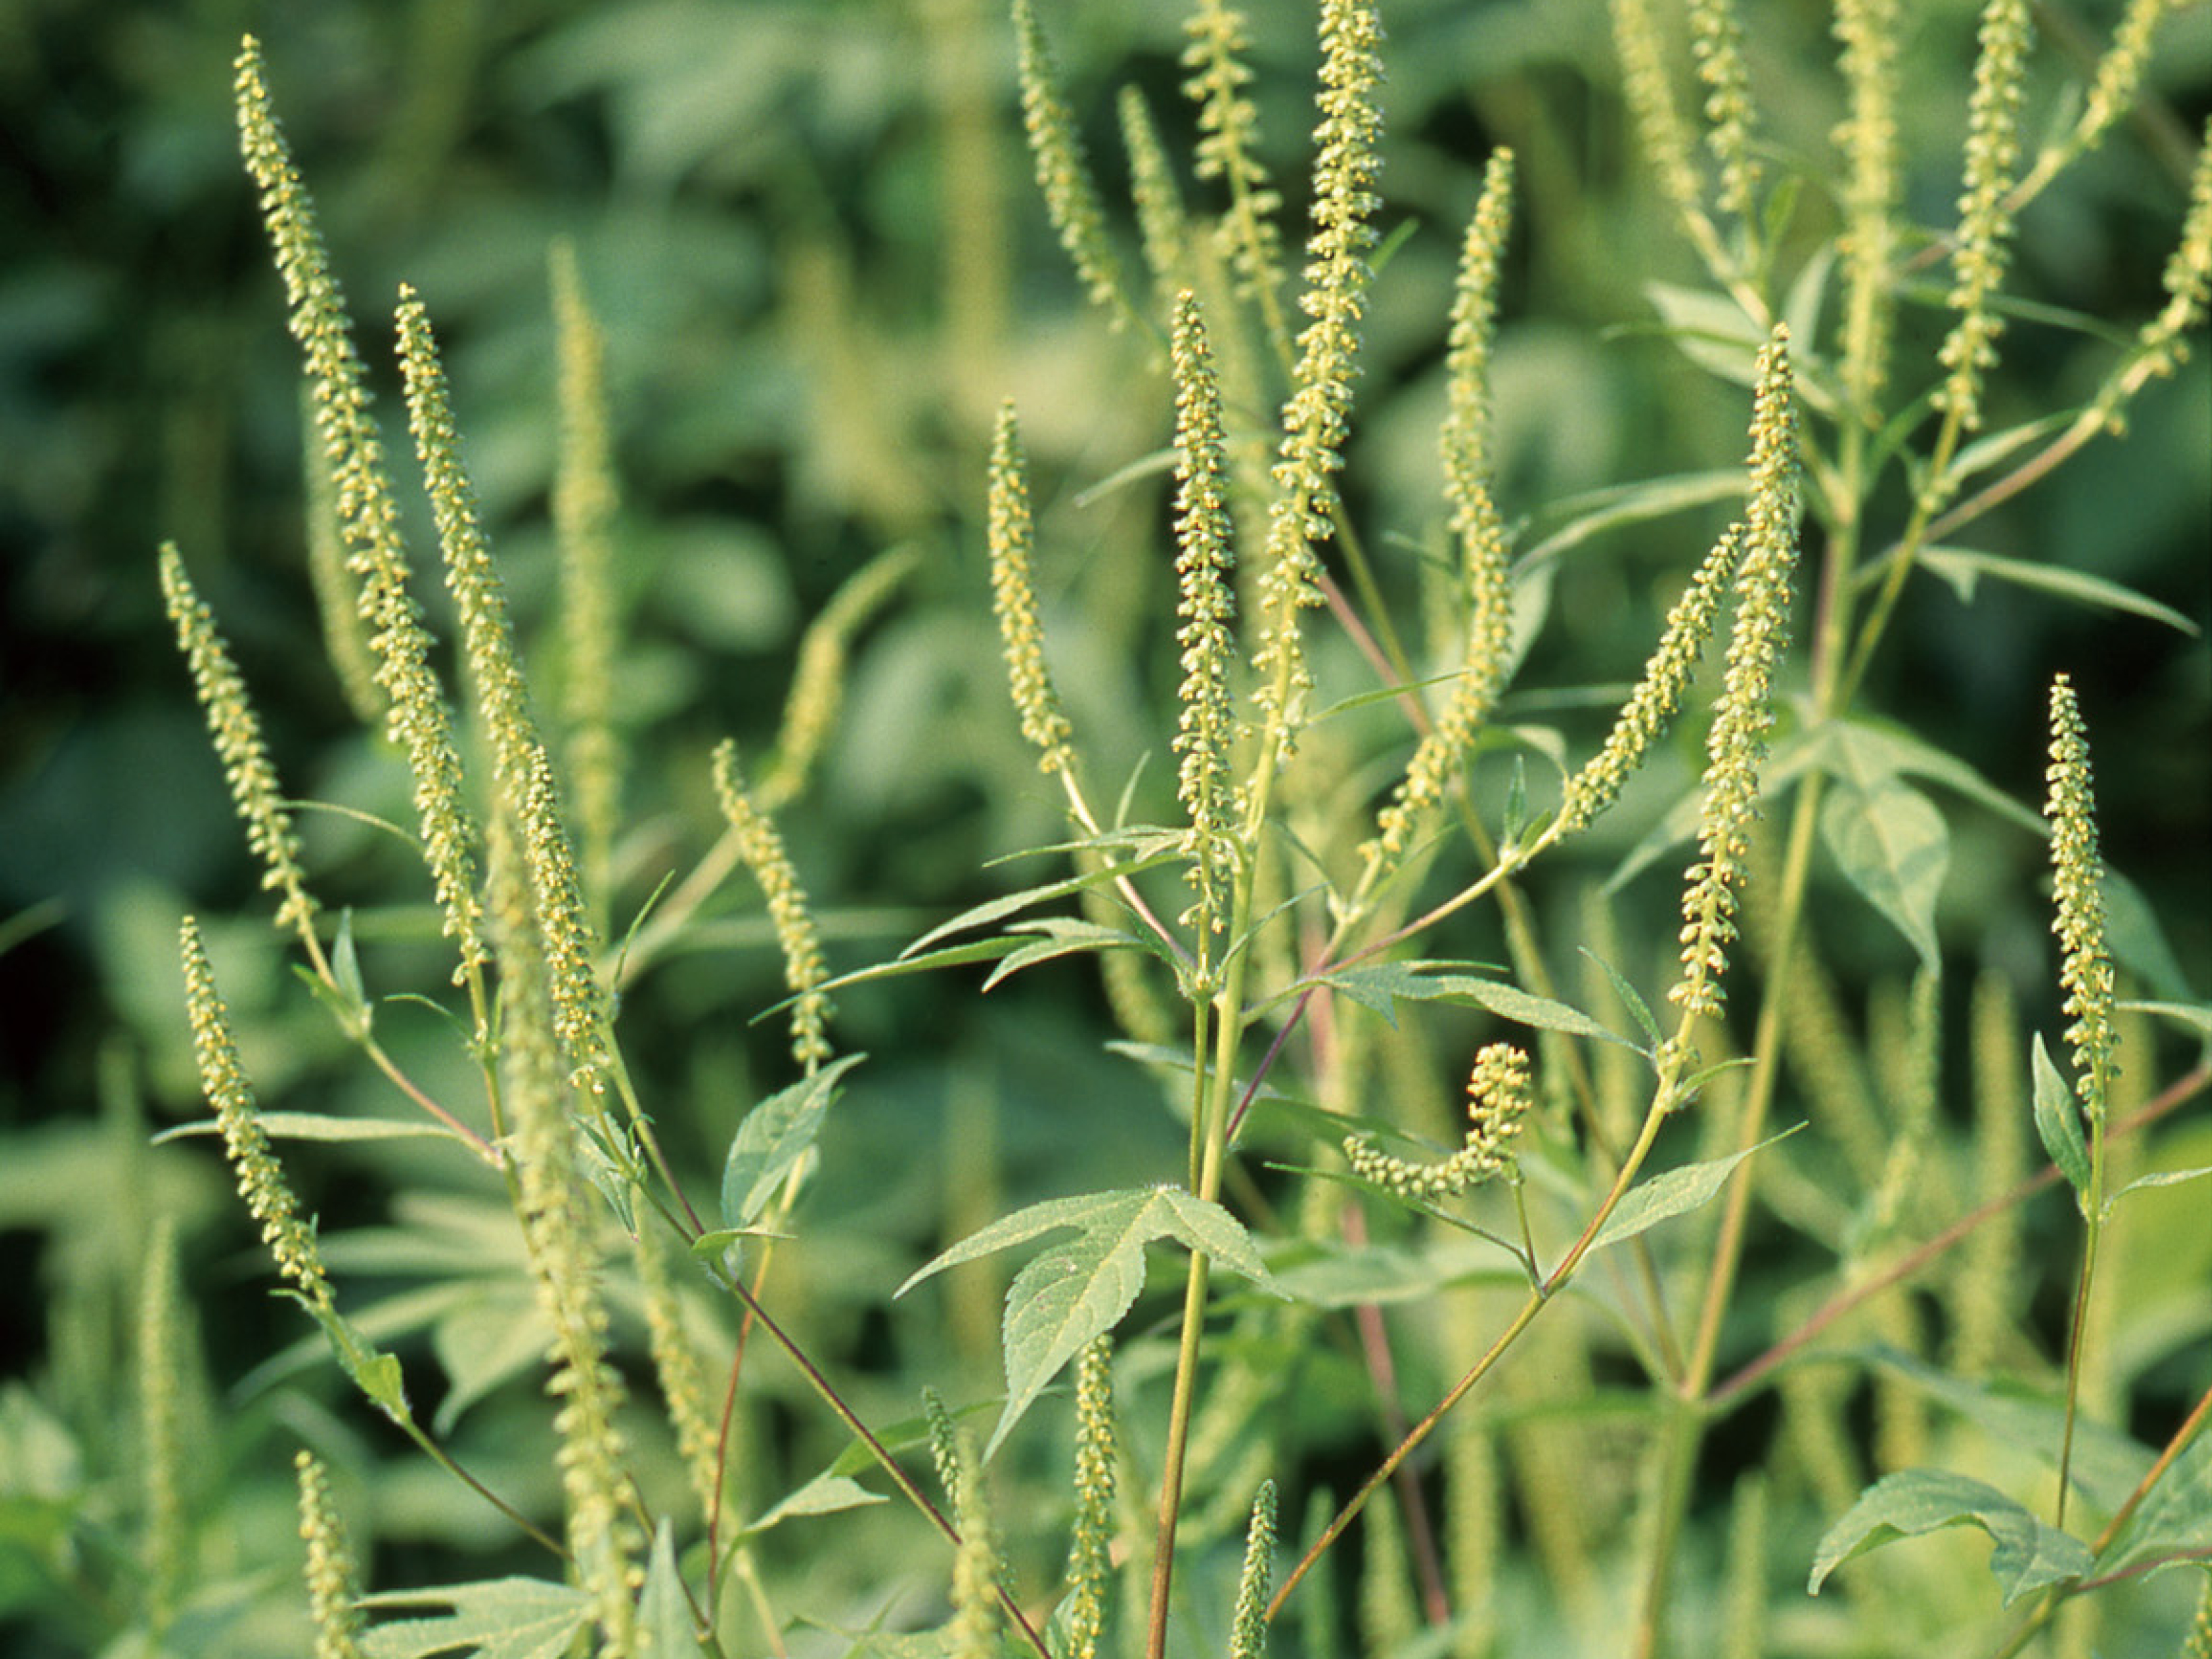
[1935, 0, 2033, 434]
[483, 804, 638, 1655]
[713, 740, 834, 1068]
[1558, 526, 1742, 837]
[1120, 85, 1190, 320]
[1254, 0, 1386, 743]
[759, 544, 921, 813]
[1832, 0, 1902, 414]
[1013, 0, 1130, 327]
[160, 545, 318, 940]
[986, 401, 1076, 776]
[947, 1429, 1000, 1659]
[1169, 291, 1244, 937]
[1183, 0, 1286, 323]
[179, 916, 334, 1311]
[1364, 149, 1518, 872]
[2076, 0, 2168, 159]
[1064, 1336, 1116, 1659]
[1669, 330, 1799, 1030]
[236, 36, 486, 979]
[2044, 674, 2118, 1124]
[295, 1451, 368, 1659]
[1228, 1480, 1278, 1659]
[138, 1217, 186, 1633]
[1345, 1043, 1533, 1199]
[397, 289, 610, 1083]
[1688, 0, 1761, 216]
[550, 241, 623, 911]
[300, 385, 382, 723]
[1611, 0, 1706, 219]
[2108, 119, 2212, 423]
[633, 1207, 723, 1528]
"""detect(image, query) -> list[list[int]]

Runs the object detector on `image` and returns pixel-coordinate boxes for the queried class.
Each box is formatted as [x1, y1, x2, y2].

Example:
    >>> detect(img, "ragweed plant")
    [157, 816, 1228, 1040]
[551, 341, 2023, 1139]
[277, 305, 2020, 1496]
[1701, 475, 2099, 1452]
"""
[134, 7, 2209, 1659]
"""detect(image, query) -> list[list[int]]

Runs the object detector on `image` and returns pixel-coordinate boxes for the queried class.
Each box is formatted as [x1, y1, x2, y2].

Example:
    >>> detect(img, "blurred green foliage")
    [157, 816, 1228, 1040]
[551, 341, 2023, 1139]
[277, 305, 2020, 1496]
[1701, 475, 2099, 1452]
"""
[1, 0, 2207, 1654]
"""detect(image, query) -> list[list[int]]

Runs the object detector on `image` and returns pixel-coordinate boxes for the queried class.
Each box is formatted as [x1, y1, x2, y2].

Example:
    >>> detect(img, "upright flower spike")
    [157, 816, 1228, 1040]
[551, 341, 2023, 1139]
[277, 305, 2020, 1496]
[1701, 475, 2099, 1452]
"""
[180, 917, 336, 1313]
[1013, 0, 1130, 328]
[398, 289, 610, 1085]
[483, 803, 638, 1656]
[946, 1430, 1000, 1659]
[1169, 291, 1243, 936]
[2106, 119, 2212, 421]
[1611, 0, 1706, 220]
[1935, 0, 2034, 435]
[986, 402, 1076, 776]
[712, 740, 833, 1069]
[1063, 1336, 1117, 1659]
[1832, 0, 1902, 414]
[1688, 0, 1761, 216]
[2075, 0, 2167, 159]
[138, 1218, 187, 1634]
[1253, 0, 1386, 745]
[1183, 0, 1286, 323]
[550, 241, 623, 912]
[1668, 330, 1799, 1034]
[295, 1452, 368, 1659]
[2044, 675, 2118, 1122]
[1120, 86, 1191, 320]
[1227, 1480, 1277, 1659]
[160, 545, 319, 940]
[632, 1210, 722, 1530]
[759, 544, 921, 813]
[1364, 150, 1518, 873]
[235, 36, 486, 979]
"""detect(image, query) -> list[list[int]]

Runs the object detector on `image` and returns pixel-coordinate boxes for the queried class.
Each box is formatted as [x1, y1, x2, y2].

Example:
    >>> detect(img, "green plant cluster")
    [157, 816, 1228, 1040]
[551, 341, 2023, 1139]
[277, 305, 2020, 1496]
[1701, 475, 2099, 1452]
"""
[3, 2, 2210, 1658]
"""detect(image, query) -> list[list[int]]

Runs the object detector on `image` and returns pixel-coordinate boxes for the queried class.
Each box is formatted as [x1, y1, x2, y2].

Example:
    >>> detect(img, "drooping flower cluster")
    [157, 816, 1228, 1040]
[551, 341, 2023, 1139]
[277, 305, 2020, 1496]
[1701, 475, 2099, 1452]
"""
[1346, 1043, 1533, 1199]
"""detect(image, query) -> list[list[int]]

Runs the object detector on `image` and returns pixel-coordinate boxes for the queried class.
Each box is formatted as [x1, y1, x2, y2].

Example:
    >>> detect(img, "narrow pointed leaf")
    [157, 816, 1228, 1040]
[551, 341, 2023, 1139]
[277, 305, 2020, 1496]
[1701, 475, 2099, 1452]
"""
[2030, 1035, 2091, 1200]
[901, 853, 1179, 959]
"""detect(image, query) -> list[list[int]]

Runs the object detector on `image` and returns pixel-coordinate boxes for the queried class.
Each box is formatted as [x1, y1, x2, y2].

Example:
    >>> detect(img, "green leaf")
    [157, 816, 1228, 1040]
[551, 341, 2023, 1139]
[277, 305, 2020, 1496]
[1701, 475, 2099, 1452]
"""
[151, 1112, 462, 1147]
[1818, 774, 1948, 968]
[719, 1054, 864, 1232]
[1580, 947, 1662, 1050]
[2107, 1163, 2212, 1208]
[1915, 544, 2201, 636]
[901, 853, 1180, 959]
[635, 1521, 700, 1659]
[1520, 469, 1746, 567]
[298, 1296, 411, 1424]
[2118, 999, 2212, 1038]
[1807, 1469, 2093, 1605]
[359, 1576, 592, 1659]
[1304, 962, 1627, 1046]
[2099, 1429, 2212, 1580]
[897, 1186, 1285, 1457]
[1803, 717, 2047, 836]
[1856, 1345, 2150, 1513]
[2105, 871, 2199, 1003]
[791, 939, 1020, 1004]
[982, 917, 1150, 992]
[2030, 1035, 2091, 1201]
[1587, 1128, 1800, 1256]
[741, 1471, 888, 1538]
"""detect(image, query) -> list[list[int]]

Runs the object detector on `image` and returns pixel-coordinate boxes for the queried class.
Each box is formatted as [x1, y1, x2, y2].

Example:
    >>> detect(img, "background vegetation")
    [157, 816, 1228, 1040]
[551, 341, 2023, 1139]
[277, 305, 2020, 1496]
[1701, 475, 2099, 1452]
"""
[2, 1, 2207, 1655]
